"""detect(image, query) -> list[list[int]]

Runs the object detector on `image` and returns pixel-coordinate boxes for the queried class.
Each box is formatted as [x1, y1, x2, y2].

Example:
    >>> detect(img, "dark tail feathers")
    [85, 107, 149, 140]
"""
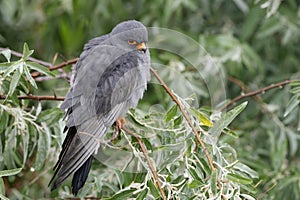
[72, 155, 93, 195]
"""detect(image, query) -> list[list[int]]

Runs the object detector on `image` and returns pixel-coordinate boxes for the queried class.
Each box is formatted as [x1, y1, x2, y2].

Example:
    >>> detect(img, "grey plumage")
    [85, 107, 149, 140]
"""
[49, 20, 150, 195]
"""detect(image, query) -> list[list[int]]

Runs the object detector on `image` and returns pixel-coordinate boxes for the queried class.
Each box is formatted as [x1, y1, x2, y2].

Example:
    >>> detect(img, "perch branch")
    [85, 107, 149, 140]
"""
[122, 126, 166, 200]
[150, 67, 215, 171]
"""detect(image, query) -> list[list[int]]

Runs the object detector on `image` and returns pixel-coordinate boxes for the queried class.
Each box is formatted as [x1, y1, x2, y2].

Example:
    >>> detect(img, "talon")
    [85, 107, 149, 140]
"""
[114, 117, 126, 133]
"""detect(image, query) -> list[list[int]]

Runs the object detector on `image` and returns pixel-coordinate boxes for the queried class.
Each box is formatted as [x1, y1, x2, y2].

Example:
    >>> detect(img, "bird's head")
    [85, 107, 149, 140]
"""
[109, 20, 148, 53]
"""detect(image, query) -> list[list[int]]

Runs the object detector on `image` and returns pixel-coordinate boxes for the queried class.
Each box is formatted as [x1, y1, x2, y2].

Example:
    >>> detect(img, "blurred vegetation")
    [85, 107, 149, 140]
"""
[0, 0, 300, 199]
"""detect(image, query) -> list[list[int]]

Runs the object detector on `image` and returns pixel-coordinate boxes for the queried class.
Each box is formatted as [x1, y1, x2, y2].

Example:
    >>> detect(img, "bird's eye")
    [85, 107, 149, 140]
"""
[128, 40, 137, 45]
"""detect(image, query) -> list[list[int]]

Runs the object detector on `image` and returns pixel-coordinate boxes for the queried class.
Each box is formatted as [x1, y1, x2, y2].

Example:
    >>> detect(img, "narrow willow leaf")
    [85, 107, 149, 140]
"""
[37, 108, 64, 125]
[188, 180, 203, 188]
[234, 163, 258, 178]
[0, 168, 22, 177]
[190, 107, 213, 127]
[286, 128, 299, 156]
[3, 60, 22, 77]
[26, 61, 55, 77]
[196, 155, 212, 175]
[7, 69, 22, 96]
[165, 104, 177, 122]
[34, 131, 48, 171]
[0, 111, 8, 134]
[22, 43, 34, 60]
[210, 169, 217, 195]
[0, 178, 4, 195]
[277, 176, 300, 190]
[289, 81, 300, 86]
[240, 184, 257, 194]
[0, 49, 11, 62]
[106, 188, 136, 200]
[188, 167, 203, 183]
[0, 62, 11, 72]
[289, 86, 300, 94]
[136, 188, 148, 200]
[284, 95, 300, 117]
[223, 128, 239, 138]
[23, 65, 37, 89]
[22, 132, 29, 167]
[227, 173, 252, 184]
[147, 180, 160, 199]
[209, 102, 248, 137]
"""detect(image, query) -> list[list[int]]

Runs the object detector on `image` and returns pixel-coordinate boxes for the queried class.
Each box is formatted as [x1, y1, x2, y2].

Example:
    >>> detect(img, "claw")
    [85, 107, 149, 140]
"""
[115, 117, 126, 132]
[112, 118, 126, 142]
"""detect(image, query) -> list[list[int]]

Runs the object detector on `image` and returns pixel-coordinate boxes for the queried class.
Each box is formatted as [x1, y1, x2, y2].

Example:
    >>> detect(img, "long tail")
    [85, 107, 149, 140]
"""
[49, 126, 96, 195]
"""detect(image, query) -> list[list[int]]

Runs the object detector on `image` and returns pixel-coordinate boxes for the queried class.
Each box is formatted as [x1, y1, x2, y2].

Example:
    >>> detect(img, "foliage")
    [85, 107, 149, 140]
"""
[0, 0, 300, 199]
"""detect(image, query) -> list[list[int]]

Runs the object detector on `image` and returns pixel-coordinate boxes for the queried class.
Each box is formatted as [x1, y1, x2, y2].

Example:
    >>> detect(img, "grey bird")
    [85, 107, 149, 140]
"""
[49, 20, 150, 195]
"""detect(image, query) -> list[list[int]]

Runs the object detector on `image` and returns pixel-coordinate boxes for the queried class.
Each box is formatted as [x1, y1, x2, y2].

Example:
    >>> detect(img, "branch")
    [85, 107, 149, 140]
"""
[150, 67, 215, 171]
[0, 94, 65, 101]
[34, 74, 70, 82]
[0, 47, 52, 67]
[122, 126, 166, 200]
[221, 79, 300, 111]
[31, 58, 78, 78]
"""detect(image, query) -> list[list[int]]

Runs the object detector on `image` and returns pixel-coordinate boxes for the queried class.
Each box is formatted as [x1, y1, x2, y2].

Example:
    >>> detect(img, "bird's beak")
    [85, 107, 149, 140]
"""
[136, 42, 147, 52]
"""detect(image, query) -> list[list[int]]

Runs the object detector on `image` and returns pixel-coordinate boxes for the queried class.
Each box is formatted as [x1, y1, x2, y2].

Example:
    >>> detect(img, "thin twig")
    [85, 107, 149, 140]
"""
[31, 58, 78, 78]
[0, 47, 52, 67]
[0, 94, 65, 101]
[122, 126, 167, 200]
[150, 67, 215, 171]
[34, 74, 70, 82]
[221, 79, 300, 111]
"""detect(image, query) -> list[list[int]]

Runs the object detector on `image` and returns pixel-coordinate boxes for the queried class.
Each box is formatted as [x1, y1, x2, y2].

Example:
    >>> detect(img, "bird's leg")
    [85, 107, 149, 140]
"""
[112, 117, 126, 141]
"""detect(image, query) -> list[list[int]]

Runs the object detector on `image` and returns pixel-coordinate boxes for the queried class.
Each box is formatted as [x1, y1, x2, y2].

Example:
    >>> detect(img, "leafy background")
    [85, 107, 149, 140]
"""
[0, 0, 300, 199]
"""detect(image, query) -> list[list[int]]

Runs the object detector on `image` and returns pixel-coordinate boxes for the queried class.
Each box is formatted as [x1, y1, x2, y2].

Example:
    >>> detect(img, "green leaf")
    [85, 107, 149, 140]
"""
[209, 102, 248, 137]
[0, 111, 8, 134]
[174, 115, 183, 127]
[210, 169, 217, 195]
[0, 49, 11, 62]
[284, 95, 300, 117]
[0, 168, 22, 177]
[223, 128, 239, 138]
[188, 180, 203, 188]
[3, 60, 22, 77]
[165, 104, 177, 122]
[0, 178, 4, 194]
[289, 86, 300, 94]
[188, 167, 203, 183]
[37, 108, 64, 125]
[8, 68, 22, 96]
[22, 43, 34, 60]
[106, 188, 136, 200]
[227, 173, 252, 185]
[34, 130, 50, 171]
[190, 107, 213, 127]
[136, 188, 148, 200]
[147, 180, 160, 199]
[26, 61, 55, 77]
[0, 62, 11, 72]
[22, 132, 29, 167]
[233, 163, 258, 179]
[23, 65, 37, 89]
